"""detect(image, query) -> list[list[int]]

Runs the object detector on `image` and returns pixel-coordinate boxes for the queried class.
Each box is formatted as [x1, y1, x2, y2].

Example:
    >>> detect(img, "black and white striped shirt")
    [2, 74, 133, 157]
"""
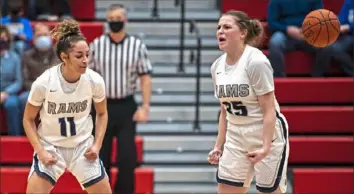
[88, 34, 152, 99]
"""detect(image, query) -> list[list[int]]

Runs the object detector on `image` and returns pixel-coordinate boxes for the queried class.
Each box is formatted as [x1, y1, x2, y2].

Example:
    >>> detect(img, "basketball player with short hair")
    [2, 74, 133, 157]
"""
[207, 10, 289, 194]
[23, 19, 112, 193]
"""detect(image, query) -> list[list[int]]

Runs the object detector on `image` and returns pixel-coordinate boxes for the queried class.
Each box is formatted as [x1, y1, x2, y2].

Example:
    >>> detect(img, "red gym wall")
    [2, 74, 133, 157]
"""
[69, 0, 95, 20]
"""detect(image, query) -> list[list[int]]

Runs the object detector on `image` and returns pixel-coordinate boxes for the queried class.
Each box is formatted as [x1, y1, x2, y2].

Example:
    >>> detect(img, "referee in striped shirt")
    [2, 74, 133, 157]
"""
[88, 4, 152, 194]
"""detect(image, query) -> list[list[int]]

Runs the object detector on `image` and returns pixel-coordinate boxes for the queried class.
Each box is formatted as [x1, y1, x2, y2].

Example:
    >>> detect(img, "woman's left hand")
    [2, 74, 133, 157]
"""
[84, 144, 100, 161]
[246, 147, 270, 164]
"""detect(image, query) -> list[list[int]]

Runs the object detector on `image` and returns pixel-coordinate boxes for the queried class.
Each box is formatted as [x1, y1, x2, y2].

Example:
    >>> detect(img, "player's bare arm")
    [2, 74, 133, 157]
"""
[23, 103, 57, 166]
[208, 102, 227, 165]
[246, 58, 277, 164]
[85, 98, 108, 160]
[215, 102, 227, 150]
[93, 98, 108, 148]
[258, 91, 277, 151]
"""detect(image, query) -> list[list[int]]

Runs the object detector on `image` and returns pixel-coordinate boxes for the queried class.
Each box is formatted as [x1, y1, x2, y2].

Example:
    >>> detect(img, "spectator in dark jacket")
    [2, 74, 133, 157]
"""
[267, 0, 326, 77]
[313, 0, 353, 76]
[0, 26, 23, 136]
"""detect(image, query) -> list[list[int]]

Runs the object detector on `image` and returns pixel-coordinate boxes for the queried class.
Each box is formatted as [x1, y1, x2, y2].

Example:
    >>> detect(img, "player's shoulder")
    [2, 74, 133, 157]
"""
[245, 45, 268, 61]
[83, 68, 103, 80]
[211, 53, 226, 74]
[31, 64, 60, 91]
[33, 64, 58, 84]
[244, 45, 270, 66]
[82, 68, 105, 86]
[243, 45, 273, 74]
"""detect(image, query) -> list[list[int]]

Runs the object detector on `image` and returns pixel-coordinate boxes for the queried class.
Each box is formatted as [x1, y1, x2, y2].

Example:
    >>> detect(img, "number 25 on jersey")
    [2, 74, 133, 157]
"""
[223, 101, 248, 116]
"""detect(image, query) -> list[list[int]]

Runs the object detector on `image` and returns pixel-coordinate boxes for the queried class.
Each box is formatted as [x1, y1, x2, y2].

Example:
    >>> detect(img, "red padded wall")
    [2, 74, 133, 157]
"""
[69, 0, 95, 20]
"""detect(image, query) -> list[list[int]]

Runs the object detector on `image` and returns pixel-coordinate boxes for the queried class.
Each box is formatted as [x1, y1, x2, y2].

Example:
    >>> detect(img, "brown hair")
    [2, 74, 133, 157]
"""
[223, 10, 264, 46]
[51, 19, 86, 62]
[0, 26, 12, 44]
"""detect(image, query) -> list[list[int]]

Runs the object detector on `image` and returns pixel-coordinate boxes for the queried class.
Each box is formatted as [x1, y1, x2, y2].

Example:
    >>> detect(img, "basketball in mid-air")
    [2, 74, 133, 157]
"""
[302, 9, 340, 48]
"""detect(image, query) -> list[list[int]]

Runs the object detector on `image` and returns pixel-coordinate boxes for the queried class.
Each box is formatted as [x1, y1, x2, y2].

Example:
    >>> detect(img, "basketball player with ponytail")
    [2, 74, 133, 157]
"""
[23, 19, 111, 193]
[208, 10, 289, 194]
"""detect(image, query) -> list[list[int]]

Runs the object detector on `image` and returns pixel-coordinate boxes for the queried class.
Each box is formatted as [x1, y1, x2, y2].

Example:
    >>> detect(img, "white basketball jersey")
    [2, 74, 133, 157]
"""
[28, 65, 105, 148]
[211, 45, 281, 125]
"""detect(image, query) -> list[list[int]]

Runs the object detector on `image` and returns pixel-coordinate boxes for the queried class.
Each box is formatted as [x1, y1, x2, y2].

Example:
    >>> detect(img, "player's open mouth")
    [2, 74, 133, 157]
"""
[218, 37, 226, 42]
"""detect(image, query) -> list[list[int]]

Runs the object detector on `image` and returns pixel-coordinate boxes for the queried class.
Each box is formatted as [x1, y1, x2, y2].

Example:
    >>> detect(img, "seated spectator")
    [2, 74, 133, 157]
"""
[29, 0, 72, 21]
[1, 0, 23, 17]
[0, 26, 23, 136]
[314, 0, 353, 77]
[267, 0, 326, 77]
[19, 23, 59, 118]
[1, 5, 33, 55]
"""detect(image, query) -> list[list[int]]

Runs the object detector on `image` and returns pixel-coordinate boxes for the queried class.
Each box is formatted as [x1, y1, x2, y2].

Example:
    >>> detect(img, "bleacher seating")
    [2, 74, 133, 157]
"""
[274, 78, 353, 104]
[293, 168, 353, 194]
[289, 136, 352, 164]
[282, 106, 352, 133]
[69, 0, 95, 20]
[223, 0, 348, 76]
[222, 0, 345, 19]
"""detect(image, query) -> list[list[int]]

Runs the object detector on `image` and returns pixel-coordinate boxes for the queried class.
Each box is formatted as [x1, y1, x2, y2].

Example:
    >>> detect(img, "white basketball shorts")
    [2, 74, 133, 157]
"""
[216, 112, 289, 193]
[28, 135, 107, 189]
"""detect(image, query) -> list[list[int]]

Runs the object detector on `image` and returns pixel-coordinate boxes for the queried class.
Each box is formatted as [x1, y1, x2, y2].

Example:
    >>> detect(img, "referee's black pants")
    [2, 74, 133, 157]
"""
[93, 96, 138, 194]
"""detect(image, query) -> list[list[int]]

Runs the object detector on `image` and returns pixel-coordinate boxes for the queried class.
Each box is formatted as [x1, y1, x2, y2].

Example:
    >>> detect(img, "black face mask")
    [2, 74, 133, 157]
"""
[108, 21, 124, 33]
[0, 39, 9, 50]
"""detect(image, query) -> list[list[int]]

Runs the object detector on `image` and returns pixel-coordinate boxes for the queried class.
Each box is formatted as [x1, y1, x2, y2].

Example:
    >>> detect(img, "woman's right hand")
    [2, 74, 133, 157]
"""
[37, 150, 57, 166]
[207, 148, 222, 165]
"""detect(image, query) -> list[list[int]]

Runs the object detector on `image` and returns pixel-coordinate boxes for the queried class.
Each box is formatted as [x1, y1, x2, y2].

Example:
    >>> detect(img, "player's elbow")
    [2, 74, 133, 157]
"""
[23, 109, 36, 123]
[263, 108, 276, 124]
[94, 99, 108, 118]
[22, 113, 36, 135]
[96, 110, 107, 118]
[23, 112, 35, 124]
[95, 106, 108, 120]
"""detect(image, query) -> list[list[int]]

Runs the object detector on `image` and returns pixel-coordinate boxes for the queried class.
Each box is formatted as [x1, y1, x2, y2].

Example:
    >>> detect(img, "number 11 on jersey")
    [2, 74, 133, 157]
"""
[58, 117, 76, 137]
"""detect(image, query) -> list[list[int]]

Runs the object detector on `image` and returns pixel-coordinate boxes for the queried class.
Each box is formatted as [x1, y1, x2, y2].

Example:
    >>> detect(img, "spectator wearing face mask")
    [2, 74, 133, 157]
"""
[19, 23, 59, 118]
[1, 5, 33, 55]
[0, 26, 23, 136]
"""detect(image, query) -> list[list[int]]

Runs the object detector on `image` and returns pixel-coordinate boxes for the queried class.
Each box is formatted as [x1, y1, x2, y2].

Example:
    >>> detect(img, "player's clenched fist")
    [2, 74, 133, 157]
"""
[38, 150, 57, 166]
[84, 144, 100, 161]
[207, 148, 222, 165]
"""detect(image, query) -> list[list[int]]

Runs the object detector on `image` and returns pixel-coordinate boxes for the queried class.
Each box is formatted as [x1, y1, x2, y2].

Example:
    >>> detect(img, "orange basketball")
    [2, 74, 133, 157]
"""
[302, 9, 340, 48]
